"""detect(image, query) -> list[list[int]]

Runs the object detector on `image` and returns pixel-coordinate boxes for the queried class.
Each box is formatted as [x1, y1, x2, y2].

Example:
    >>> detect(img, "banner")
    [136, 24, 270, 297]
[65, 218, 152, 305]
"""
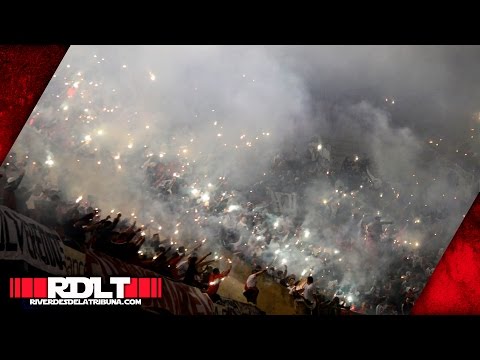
[62, 244, 86, 275]
[213, 298, 265, 315]
[0, 206, 65, 275]
[267, 188, 298, 215]
[85, 249, 215, 315]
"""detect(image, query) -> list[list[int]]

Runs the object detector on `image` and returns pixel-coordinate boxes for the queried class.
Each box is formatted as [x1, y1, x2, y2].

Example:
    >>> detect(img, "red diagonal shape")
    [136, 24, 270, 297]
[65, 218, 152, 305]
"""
[412, 193, 480, 314]
[0, 45, 69, 163]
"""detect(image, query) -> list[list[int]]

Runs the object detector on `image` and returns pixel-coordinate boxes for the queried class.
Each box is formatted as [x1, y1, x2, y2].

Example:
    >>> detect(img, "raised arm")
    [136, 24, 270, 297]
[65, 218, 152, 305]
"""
[196, 252, 212, 265]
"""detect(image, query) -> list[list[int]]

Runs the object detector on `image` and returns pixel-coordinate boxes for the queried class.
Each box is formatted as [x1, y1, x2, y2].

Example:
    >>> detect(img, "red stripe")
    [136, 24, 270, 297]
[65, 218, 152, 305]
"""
[139, 278, 151, 298]
[21, 278, 33, 298]
[9, 278, 13, 298]
[124, 278, 138, 298]
[14, 278, 21, 298]
[151, 278, 157, 298]
[158, 278, 162, 298]
[33, 278, 47, 298]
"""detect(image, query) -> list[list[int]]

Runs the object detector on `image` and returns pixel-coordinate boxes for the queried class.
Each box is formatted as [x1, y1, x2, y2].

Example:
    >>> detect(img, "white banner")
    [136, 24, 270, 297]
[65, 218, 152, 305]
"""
[63, 244, 86, 275]
[0, 206, 66, 275]
[267, 188, 298, 215]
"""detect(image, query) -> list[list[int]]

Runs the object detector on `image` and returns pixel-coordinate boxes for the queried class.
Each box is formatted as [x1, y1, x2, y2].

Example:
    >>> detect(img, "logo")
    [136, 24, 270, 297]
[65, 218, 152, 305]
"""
[9, 277, 162, 306]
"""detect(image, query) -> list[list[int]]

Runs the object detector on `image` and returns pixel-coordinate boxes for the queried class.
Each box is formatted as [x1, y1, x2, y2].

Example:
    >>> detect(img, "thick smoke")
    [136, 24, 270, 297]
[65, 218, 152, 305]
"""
[4, 46, 479, 307]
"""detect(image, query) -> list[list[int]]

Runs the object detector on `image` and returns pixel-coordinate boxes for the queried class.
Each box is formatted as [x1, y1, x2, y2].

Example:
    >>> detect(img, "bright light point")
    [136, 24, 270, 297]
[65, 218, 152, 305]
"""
[304, 230, 310, 238]
[75, 195, 83, 203]
[201, 193, 210, 202]
[174, 230, 179, 235]
[97, 130, 103, 136]
[339, 258, 342, 262]
[242, 74, 246, 77]
[392, 100, 395, 104]
[347, 296, 353, 302]
[415, 242, 419, 247]
[141, 231, 146, 236]
[301, 269, 307, 276]
[84, 135, 92, 142]
[285, 244, 289, 249]
[334, 250, 339, 254]
[317, 144, 322, 150]
[45, 158, 54, 167]
[275, 249, 281, 254]
[146, 125, 150, 129]
[191, 188, 200, 196]
[97, 161, 101, 165]
[63, 105, 69, 111]
[217, 133, 222, 137]
[66, 64, 70, 68]
[122, 65, 127, 68]
[149, 72, 155, 81]
[274, 221, 279, 229]
[282, 259, 287, 264]
[127, 143, 133, 149]
[414, 218, 421, 224]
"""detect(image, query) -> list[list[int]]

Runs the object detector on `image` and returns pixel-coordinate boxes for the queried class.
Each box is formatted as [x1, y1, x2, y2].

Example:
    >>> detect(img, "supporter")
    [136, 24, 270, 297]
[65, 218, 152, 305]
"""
[243, 267, 267, 305]
[206, 263, 232, 302]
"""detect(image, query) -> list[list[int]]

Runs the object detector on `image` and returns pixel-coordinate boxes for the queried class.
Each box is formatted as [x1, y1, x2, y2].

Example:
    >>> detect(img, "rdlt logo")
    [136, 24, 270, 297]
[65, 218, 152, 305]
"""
[10, 277, 162, 299]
